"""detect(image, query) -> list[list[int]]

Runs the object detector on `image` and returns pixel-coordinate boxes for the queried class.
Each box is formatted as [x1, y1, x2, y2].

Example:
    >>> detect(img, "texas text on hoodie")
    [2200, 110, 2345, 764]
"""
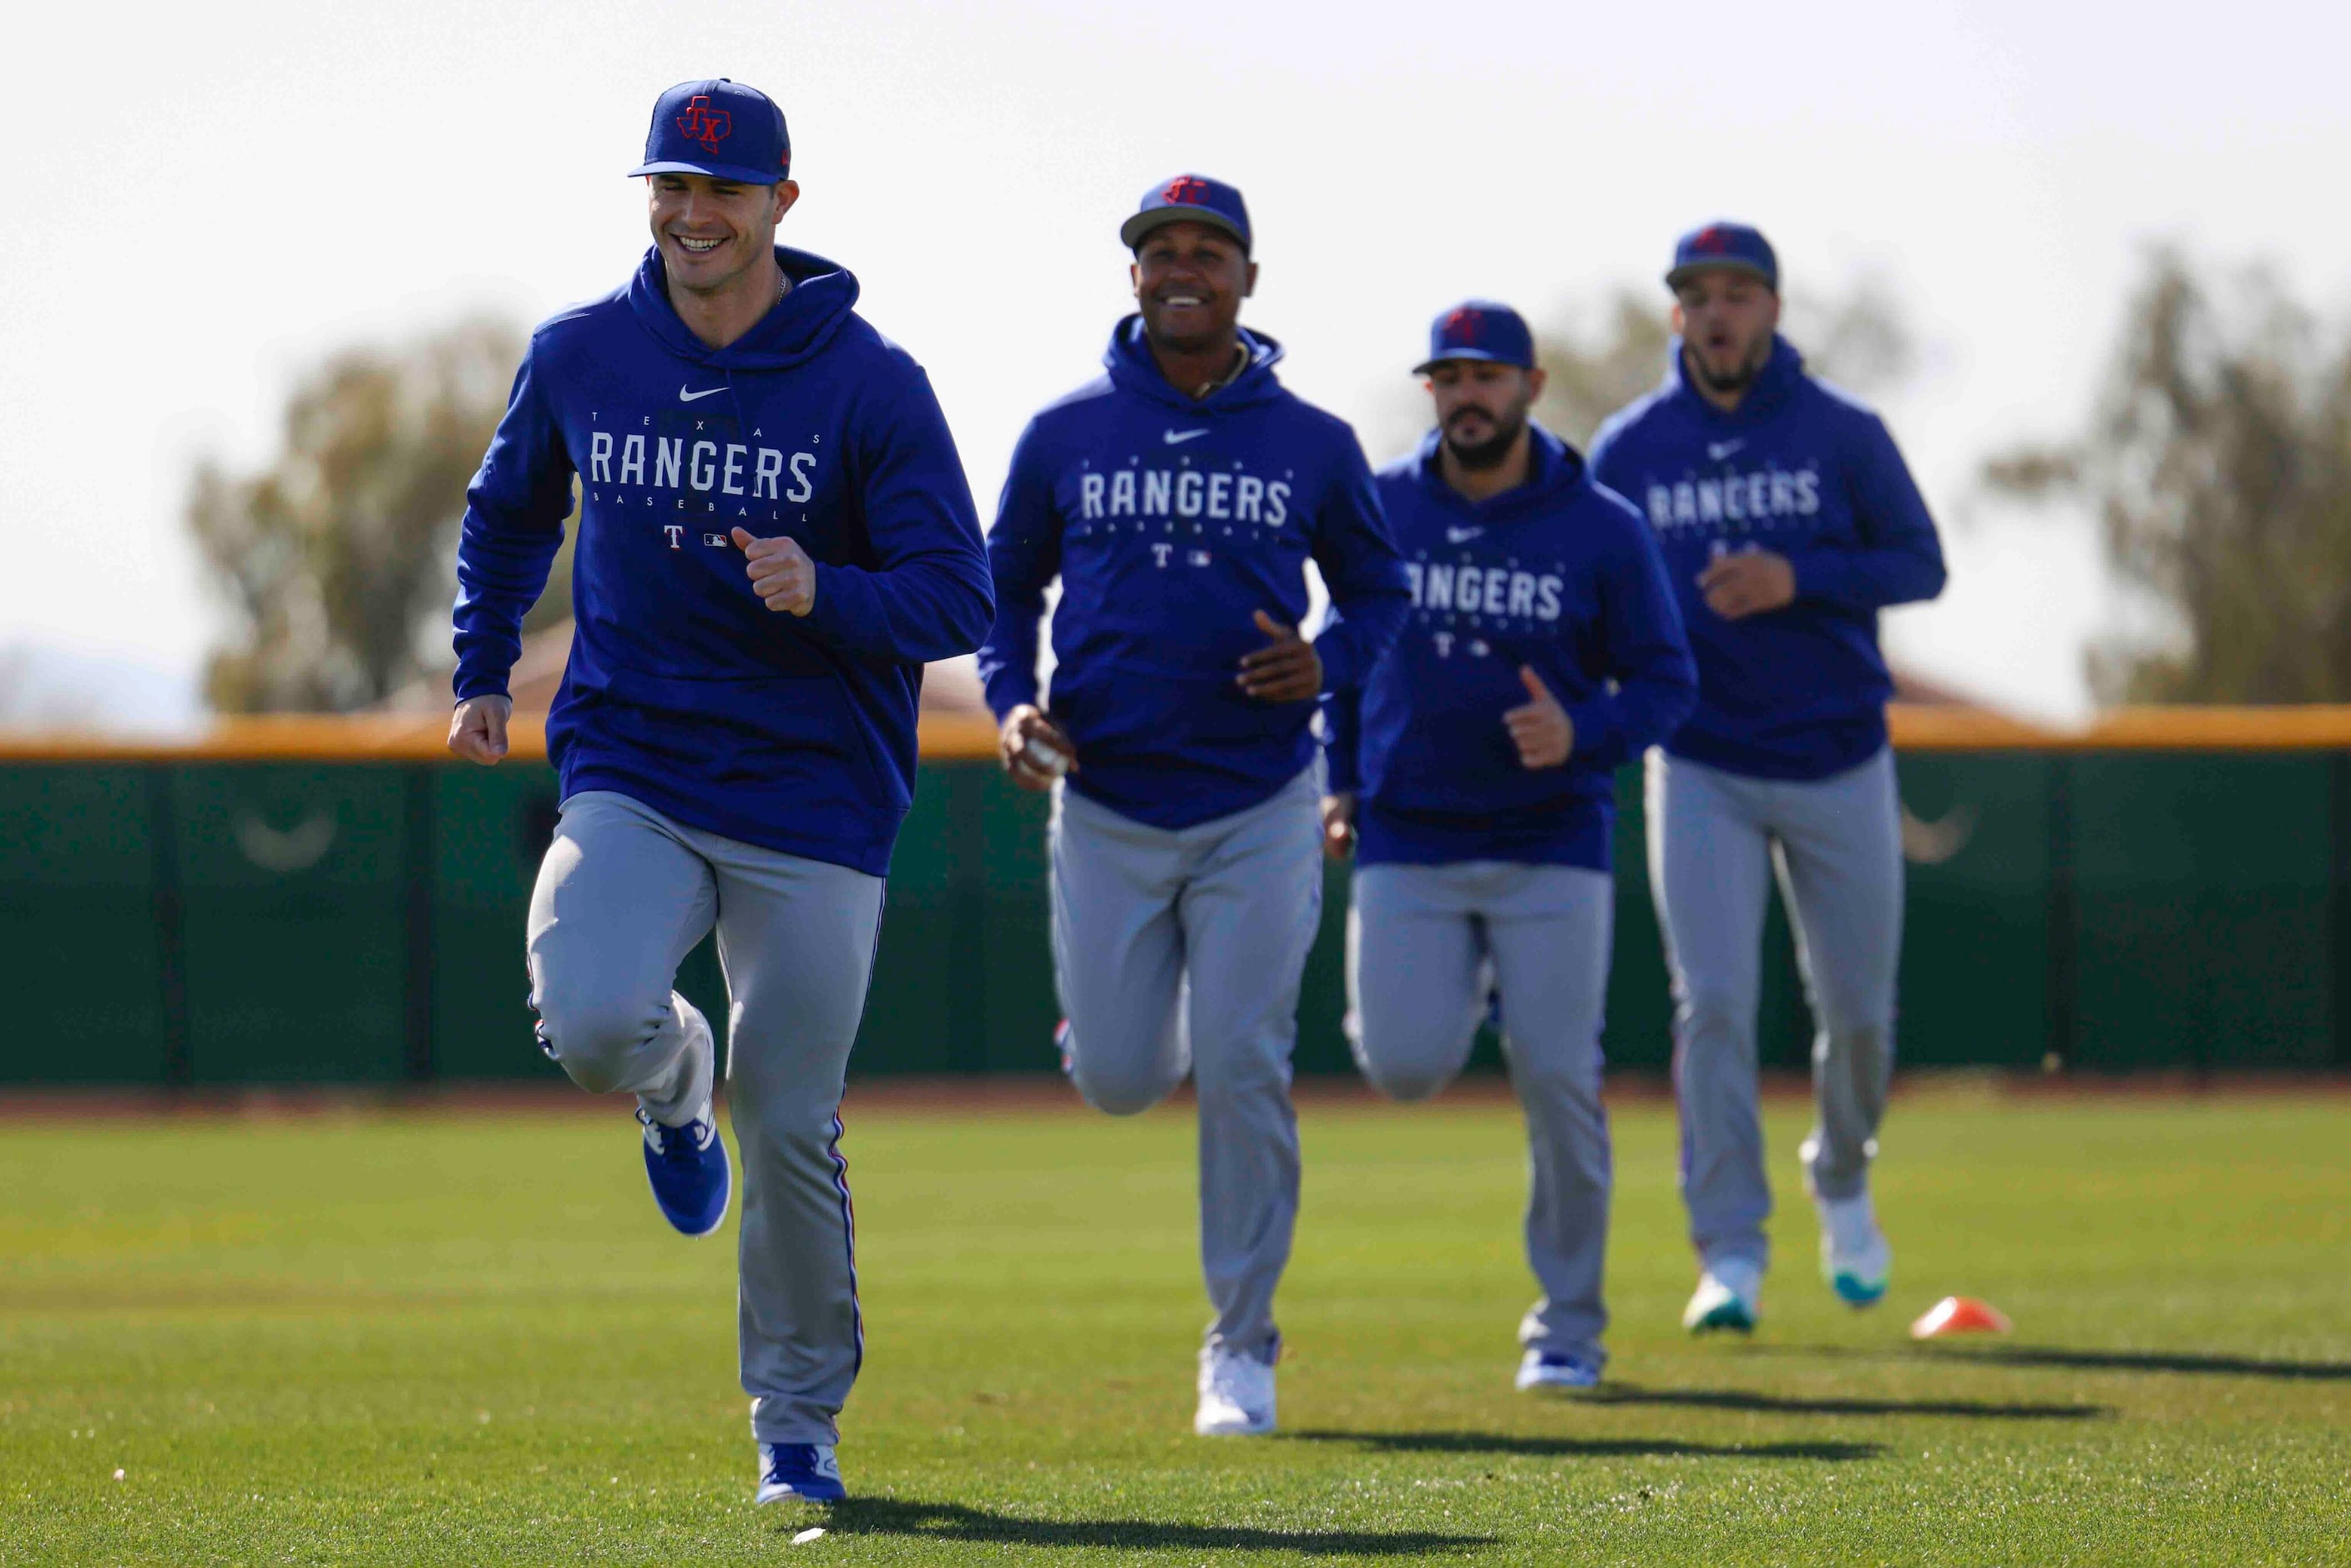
[453, 246, 994, 877]
[1325, 427, 1696, 870]
[978, 317, 1410, 829]
[1587, 337, 1945, 781]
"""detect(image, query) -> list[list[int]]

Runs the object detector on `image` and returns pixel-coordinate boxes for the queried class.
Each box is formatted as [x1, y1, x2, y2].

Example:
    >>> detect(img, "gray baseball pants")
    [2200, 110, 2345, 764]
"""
[1346, 862, 1615, 1369]
[1049, 767, 1325, 1363]
[526, 789, 885, 1447]
[1646, 747, 1903, 1274]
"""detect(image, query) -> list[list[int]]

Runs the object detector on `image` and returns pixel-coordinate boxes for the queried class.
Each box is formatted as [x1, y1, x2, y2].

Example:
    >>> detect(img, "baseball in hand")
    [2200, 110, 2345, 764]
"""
[1022, 736, 1072, 777]
[999, 705, 1078, 792]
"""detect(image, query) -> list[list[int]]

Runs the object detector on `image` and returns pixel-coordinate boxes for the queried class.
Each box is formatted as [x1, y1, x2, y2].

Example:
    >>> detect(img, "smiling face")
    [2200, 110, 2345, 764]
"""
[1427, 359, 1545, 470]
[647, 173, 800, 295]
[1130, 220, 1256, 353]
[1671, 268, 1781, 397]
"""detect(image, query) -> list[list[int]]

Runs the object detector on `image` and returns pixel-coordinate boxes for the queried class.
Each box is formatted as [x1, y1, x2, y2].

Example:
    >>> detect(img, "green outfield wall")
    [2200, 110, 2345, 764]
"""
[1, 741, 2343, 1085]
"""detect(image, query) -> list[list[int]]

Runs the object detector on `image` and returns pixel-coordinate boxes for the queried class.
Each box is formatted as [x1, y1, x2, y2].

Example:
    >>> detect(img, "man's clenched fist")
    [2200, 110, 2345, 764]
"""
[447, 694, 513, 766]
[1504, 666, 1574, 770]
[1697, 548, 1795, 620]
[731, 526, 817, 616]
[1236, 609, 1322, 703]
[1320, 792, 1356, 860]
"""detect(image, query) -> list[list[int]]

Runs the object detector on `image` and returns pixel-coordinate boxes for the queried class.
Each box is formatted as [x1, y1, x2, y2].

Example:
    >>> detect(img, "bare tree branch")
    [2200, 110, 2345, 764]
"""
[185, 317, 574, 713]
[1979, 249, 2351, 703]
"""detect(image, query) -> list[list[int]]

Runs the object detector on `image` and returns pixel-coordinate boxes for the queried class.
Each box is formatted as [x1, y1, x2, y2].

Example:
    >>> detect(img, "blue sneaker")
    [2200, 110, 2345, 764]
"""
[638, 1106, 731, 1237]
[1515, 1349, 1602, 1393]
[756, 1443, 845, 1505]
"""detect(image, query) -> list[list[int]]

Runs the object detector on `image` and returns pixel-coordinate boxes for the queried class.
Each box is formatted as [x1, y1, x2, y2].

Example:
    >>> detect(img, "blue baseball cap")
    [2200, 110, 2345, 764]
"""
[1120, 174, 1252, 255]
[1666, 222, 1777, 291]
[627, 78, 791, 186]
[1413, 301, 1536, 376]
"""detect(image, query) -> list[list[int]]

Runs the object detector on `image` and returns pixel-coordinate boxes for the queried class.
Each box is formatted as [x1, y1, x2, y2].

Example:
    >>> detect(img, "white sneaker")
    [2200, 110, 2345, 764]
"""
[1816, 1190, 1892, 1307]
[1681, 1257, 1762, 1333]
[1515, 1349, 1602, 1392]
[1194, 1347, 1277, 1436]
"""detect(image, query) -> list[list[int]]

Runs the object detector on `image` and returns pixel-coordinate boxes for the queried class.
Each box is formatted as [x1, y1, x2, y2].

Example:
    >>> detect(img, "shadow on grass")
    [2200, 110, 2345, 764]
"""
[1944, 1346, 2351, 1382]
[1756, 1343, 2351, 1383]
[1287, 1429, 1882, 1462]
[807, 1497, 1492, 1556]
[1584, 1384, 2108, 1420]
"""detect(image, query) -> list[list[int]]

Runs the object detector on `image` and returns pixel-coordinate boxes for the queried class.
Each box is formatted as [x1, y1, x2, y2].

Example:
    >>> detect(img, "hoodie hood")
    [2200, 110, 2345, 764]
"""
[1406, 422, 1589, 524]
[627, 245, 859, 371]
[1101, 314, 1287, 412]
[1664, 331, 1805, 422]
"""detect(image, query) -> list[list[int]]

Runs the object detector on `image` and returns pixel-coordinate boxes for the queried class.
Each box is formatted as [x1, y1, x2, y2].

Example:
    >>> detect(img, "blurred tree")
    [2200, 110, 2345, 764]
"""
[1376, 278, 1915, 457]
[0, 647, 67, 725]
[1984, 250, 2351, 703]
[186, 318, 574, 712]
[1532, 279, 1916, 446]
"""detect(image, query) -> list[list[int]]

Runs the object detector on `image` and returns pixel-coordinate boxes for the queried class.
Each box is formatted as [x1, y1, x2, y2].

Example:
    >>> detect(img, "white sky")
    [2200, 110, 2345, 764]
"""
[3, 0, 2345, 724]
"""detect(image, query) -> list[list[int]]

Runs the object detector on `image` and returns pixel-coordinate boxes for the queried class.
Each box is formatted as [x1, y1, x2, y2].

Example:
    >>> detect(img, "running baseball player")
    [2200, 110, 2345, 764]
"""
[976, 175, 1408, 1436]
[1323, 301, 1695, 1391]
[446, 79, 993, 1503]
[1587, 224, 1946, 1332]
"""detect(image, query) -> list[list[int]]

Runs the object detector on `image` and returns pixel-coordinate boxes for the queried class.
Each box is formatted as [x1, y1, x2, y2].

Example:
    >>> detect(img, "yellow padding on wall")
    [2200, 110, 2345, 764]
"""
[8, 704, 2351, 763]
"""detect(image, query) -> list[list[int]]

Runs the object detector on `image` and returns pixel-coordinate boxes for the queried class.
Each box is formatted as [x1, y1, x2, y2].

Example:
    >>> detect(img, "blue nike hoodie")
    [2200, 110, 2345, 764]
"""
[1588, 336, 1945, 781]
[1325, 427, 1696, 869]
[452, 245, 994, 876]
[978, 316, 1410, 829]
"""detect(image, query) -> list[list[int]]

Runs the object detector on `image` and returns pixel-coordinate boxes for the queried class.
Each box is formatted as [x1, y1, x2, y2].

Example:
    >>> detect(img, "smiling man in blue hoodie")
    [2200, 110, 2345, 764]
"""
[445, 79, 993, 1506]
[1324, 302, 1695, 1393]
[1589, 224, 1946, 1336]
[977, 175, 1408, 1438]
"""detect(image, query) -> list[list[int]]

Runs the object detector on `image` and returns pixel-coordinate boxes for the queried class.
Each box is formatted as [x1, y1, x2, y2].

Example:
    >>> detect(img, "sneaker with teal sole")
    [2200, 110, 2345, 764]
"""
[1681, 1258, 1762, 1333]
[1816, 1190, 1891, 1307]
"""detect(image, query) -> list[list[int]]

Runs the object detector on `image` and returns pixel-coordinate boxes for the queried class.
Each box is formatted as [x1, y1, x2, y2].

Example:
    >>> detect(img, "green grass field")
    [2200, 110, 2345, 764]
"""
[4, 1084, 2347, 1565]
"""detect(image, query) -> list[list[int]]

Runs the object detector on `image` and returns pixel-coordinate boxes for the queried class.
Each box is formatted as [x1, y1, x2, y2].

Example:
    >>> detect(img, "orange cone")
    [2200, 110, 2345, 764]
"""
[1909, 1296, 2013, 1340]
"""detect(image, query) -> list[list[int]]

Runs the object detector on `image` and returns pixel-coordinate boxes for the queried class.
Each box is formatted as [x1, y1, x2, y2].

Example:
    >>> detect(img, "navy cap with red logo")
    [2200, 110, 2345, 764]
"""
[1120, 175, 1252, 255]
[1413, 301, 1536, 376]
[1666, 222, 1777, 292]
[628, 78, 791, 186]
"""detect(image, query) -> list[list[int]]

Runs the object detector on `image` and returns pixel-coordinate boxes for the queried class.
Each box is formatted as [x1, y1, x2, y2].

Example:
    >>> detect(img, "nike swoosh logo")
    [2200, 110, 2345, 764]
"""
[680, 385, 729, 403]
[1707, 439, 1745, 460]
[1163, 428, 1209, 445]
[1445, 526, 1484, 544]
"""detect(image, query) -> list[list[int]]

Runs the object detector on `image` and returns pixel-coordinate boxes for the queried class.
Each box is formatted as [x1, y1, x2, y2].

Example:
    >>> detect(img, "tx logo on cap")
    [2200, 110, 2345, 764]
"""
[1160, 176, 1211, 205]
[675, 95, 733, 154]
[1692, 225, 1730, 254]
[1444, 307, 1485, 344]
